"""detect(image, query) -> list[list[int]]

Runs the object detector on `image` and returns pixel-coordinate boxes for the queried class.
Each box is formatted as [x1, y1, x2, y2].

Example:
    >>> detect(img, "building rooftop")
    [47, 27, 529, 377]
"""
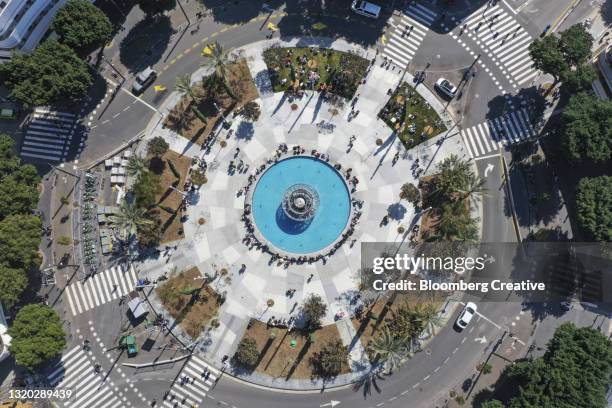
[0, 0, 70, 62]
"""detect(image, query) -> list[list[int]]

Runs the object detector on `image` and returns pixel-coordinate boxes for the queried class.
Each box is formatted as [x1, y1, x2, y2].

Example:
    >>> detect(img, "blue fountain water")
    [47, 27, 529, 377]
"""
[251, 157, 350, 254]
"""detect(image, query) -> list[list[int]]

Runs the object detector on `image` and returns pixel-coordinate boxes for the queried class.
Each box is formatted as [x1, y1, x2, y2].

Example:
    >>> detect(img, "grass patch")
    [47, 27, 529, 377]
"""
[155, 267, 221, 339]
[263, 47, 369, 99]
[164, 59, 258, 146]
[242, 320, 350, 379]
[152, 150, 192, 243]
[379, 82, 447, 149]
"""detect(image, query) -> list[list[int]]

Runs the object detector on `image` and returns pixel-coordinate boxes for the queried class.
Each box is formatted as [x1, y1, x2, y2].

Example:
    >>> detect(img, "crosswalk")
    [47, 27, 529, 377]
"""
[460, 108, 536, 158]
[47, 346, 123, 408]
[20, 107, 78, 162]
[65, 264, 138, 316]
[457, 4, 538, 87]
[383, 4, 437, 67]
[164, 355, 219, 408]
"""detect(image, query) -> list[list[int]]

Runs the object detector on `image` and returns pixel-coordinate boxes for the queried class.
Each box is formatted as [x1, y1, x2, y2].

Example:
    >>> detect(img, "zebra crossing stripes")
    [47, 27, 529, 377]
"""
[20, 108, 78, 162]
[460, 4, 537, 87]
[47, 347, 123, 408]
[65, 264, 138, 316]
[383, 4, 436, 67]
[461, 109, 535, 158]
[163, 355, 219, 408]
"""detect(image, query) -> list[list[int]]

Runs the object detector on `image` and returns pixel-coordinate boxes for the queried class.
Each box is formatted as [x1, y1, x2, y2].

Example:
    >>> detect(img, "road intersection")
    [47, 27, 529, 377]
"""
[18, 1, 612, 408]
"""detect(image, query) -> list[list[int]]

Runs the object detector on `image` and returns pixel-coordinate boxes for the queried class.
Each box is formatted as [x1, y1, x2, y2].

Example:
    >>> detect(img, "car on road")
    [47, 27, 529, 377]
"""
[455, 302, 477, 330]
[350, 0, 381, 19]
[435, 77, 457, 99]
[132, 67, 157, 94]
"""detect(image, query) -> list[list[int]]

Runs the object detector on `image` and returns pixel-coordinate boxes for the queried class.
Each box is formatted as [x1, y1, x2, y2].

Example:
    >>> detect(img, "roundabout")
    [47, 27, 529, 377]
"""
[28, 0, 583, 407]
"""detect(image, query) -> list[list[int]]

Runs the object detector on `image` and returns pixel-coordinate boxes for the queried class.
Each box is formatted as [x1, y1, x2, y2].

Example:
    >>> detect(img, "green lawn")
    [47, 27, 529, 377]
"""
[379, 82, 447, 149]
[263, 47, 369, 99]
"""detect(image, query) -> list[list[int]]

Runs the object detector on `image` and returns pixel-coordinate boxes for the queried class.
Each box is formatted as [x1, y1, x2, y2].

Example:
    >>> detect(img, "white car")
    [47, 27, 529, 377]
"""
[350, 0, 381, 19]
[455, 302, 477, 330]
[132, 67, 157, 94]
[435, 78, 458, 99]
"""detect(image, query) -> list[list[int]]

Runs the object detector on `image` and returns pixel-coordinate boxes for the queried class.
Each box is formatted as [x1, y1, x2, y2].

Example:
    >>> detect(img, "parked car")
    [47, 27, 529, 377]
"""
[132, 67, 157, 94]
[350, 0, 381, 19]
[435, 78, 457, 99]
[0, 104, 18, 120]
[455, 302, 477, 330]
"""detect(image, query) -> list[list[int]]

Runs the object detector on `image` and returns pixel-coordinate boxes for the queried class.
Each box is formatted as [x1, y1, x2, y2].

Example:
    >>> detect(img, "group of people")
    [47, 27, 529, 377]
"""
[239, 145, 365, 265]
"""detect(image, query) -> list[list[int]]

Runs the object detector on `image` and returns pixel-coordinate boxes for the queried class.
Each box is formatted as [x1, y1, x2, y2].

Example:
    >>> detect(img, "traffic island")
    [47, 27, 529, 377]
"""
[379, 82, 447, 149]
[164, 58, 259, 146]
[155, 267, 222, 339]
[263, 46, 369, 99]
[235, 320, 349, 380]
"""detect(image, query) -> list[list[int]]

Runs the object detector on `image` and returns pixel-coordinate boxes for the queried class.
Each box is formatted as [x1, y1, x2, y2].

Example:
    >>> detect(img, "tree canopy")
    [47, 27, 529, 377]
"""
[505, 323, 611, 408]
[559, 24, 594, 66]
[8, 304, 66, 370]
[133, 171, 162, 209]
[562, 93, 612, 163]
[0, 135, 40, 220]
[311, 340, 347, 378]
[301, 294, 327, 329]
[52, 0, 113, 52]
[528, 36, 566, 82]
[136, 0, 175, 15]
[575, 176, 612, 241]
[0, 265, 28, 310]
[0, 214, 42, 271]
[147, 136, 170, 157]
[234, 337, 259, 368]
[0, 40, 92, 107]
[528, 24, 594, 87]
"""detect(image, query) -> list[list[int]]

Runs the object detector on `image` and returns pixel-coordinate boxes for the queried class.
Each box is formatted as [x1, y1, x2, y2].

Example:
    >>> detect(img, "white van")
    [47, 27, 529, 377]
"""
[350, 0, 381, 19]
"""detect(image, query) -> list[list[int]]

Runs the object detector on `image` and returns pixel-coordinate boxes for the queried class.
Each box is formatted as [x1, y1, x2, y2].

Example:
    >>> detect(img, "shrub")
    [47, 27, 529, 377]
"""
[234, 337, 259, 368]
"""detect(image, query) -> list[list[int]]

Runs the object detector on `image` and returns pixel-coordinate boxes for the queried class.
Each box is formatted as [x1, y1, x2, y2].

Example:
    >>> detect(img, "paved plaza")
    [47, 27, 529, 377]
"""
[138, 37, 472, 387]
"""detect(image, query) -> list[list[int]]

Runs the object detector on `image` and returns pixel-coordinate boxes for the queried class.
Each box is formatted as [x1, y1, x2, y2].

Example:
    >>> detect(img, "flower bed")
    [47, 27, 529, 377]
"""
[263, 46, 369, 99]
[379, 82, 447, 149]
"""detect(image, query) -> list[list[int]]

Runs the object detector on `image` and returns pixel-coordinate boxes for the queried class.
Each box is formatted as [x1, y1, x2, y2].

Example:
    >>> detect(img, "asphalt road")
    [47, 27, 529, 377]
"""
[37, 0, 607, 407]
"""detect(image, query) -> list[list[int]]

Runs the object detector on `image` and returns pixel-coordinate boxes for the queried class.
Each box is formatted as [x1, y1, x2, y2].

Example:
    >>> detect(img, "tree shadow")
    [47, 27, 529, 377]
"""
[601, 0, 612, 26]
[352, 368, 386, 398]
[198, 0, 267, 25]
[119, 15, 175, 73]
[235, 121, 255, 140]
[386, 203, 407, 221]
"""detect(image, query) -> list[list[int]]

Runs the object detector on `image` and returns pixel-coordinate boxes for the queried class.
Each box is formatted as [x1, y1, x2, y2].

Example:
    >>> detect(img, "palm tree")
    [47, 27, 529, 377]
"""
[175, 74, 207, 124]
[112, 201, 153, 238]
[126, 155, 148, 178]
[367, 326, 411, 372]
[413, 303, 444, 337]
[458, 175, 486, 206]
[436, 203, 478, 242]
[201, 41, 236, 99]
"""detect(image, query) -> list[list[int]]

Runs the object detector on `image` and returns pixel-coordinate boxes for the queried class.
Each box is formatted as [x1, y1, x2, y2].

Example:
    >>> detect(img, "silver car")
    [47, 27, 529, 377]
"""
[132, 67, 157, 94]
[435, 77, 458, 99]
